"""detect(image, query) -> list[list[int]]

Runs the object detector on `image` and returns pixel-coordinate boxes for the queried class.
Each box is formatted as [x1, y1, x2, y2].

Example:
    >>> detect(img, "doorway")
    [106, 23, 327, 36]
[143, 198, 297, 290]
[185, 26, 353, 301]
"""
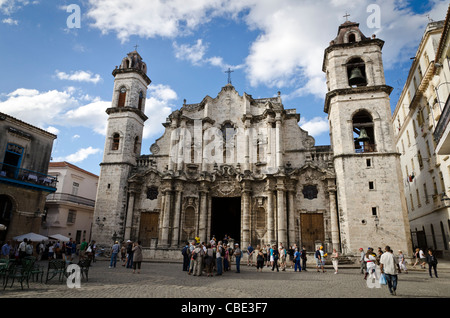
[300, 213, 325, 251]
[211, 197, 241, 244]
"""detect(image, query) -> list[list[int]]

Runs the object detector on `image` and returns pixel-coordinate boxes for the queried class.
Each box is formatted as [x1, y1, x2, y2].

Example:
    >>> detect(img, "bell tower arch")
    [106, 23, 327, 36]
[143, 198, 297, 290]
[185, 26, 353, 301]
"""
[323, 21, 412, 256]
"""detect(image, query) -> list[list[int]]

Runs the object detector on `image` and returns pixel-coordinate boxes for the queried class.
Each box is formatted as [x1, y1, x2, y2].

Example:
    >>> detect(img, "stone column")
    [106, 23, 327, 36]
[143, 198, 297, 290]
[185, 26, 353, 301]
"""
[159, 186, 173, 247]
[265, 181, 275, 245]
[276, 180, 287, 244]
[275, 114, 283, 169]
[198, 188, 208, 243]
[242, 183, 251, 248]
[287, 189, 296, 246]
[266, 118, 276, 170]
[171, 184, 183, 247]
[124, 190, 135, 241]
[329, 186, 340, 252]
[244, 119, 251, 171]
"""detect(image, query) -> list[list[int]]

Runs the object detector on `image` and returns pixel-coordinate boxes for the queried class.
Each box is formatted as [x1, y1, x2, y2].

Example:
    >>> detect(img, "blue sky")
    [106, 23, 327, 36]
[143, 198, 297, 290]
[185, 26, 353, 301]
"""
[0, 0, 448, 176]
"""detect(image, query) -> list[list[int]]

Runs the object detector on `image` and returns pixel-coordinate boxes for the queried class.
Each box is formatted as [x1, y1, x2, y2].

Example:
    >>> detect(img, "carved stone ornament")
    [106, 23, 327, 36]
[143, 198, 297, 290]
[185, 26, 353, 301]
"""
[150, 143, 160, 154]
[146, 186, 159, 200]
[302, 185, 318, 200]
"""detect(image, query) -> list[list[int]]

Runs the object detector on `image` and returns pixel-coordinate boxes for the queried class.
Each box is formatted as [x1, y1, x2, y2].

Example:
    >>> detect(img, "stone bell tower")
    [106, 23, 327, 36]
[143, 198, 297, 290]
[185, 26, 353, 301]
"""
[93, 50, 151, 246]
[323, 21, 412, 256]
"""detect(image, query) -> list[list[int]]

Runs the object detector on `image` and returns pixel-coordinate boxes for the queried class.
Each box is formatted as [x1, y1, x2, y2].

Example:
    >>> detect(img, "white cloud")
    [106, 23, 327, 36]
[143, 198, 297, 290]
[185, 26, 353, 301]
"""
[300, 116, 329, 137]
[173, 39, 207, 66]
[0, 87, 108, 135]
[0, 88, 79, 128]
[55, 70, 102, 84]
[54, 146, 102, 163]
[143, 84, 178, 139]
[86, 0, 250, 42]
[86, 0, 448, 98]
[46, 126, 60, 135]
[64, 100, 110, 135]
[2, 17, 18, 25]
[0, 0, 34, 15]
[173, 39, 245, 71]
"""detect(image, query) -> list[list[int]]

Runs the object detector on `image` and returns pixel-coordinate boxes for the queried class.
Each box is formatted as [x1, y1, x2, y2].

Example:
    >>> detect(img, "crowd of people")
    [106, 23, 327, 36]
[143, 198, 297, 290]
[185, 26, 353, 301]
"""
[0, 238, 98, 263]
[357, 245, 440, 295]
[182, 236, 312, 277]
[181, 236, 442, 296]
[108, 240, 143, 274]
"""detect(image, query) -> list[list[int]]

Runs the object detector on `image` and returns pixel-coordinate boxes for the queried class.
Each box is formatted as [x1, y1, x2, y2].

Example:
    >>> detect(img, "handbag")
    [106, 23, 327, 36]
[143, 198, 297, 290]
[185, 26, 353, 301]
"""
[379, 273, 387, 285]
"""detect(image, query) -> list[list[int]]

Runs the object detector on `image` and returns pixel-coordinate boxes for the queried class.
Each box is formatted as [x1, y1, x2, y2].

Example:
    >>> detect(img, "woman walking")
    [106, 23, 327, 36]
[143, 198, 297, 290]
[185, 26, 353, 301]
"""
[331, 248, 339, 274]
[132, 241, 143, 274]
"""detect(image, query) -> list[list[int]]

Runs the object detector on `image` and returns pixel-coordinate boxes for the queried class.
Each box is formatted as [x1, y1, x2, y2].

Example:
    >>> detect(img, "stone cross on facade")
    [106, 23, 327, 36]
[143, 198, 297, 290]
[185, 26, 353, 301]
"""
[343, 12, 350, 21]
[225, 68, 234, 84]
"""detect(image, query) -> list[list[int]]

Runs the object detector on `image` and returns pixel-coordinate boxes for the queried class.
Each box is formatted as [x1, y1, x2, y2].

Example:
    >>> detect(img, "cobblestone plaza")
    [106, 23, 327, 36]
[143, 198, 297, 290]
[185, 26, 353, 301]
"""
[1, 258, 448, 300]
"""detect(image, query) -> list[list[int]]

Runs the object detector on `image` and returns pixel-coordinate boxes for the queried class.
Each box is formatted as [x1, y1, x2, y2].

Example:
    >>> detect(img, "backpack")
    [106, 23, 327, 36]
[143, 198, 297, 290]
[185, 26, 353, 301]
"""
[220, 246, 225, 257]
[181, 246, 188, 256]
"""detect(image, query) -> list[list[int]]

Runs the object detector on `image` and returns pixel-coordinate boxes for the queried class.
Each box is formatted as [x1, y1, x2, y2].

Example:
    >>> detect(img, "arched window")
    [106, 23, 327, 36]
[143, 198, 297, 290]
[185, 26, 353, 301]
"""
[118, 87, 126, 107]
[348, 33, 356, 43]
[134, 136, 139, 154]
[353, 110, 375, 153]
[138, 91, 144, 111]
[347, 58, 367, 87]
[112, 133, 120, 150]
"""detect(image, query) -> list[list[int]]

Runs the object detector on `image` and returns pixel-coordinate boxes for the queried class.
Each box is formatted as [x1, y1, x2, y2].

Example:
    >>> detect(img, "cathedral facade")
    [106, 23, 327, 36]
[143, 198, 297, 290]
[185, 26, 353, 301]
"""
[93, 21, 413, 259]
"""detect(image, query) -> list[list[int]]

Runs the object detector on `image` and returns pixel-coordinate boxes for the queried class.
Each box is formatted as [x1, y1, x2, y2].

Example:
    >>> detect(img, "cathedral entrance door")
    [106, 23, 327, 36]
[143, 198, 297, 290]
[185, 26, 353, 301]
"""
[211, 197, 241, 244]
[300, 213, 325, 251]
[138, 212, 159, 247]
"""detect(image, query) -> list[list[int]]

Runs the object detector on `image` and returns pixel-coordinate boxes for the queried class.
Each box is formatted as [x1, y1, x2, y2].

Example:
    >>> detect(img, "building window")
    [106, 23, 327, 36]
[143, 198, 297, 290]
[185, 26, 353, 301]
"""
[416, 188, 421, 207]
[118, 87, 126, 107]
[72, 182, 79, 196]
[138, 91, 144, 111]
[112, 133, 120, 151]
[2, 143, 24, 178]
[418, 151, 423, 169]
[67, 209, 77, 224]
[366, 158, 372, 167]
[424, 183, 429, 204]
[369, 181, 374, 190]
[371, 207, 377, 216]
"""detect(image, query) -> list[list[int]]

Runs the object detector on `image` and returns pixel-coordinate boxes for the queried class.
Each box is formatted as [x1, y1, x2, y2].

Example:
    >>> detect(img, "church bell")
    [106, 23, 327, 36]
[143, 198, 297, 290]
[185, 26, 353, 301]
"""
[348, 67, 366, 86]
[357, 128, 370, 142]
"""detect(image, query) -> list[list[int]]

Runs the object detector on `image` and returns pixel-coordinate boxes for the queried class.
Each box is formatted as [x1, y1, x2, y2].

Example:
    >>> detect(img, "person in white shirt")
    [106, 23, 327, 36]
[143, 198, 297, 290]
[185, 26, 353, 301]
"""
[380, 246, 400, 296]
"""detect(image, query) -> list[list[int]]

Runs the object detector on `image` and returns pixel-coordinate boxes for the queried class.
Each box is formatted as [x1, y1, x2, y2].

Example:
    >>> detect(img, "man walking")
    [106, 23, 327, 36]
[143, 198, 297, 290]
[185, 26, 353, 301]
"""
[380, 246, 400, 296]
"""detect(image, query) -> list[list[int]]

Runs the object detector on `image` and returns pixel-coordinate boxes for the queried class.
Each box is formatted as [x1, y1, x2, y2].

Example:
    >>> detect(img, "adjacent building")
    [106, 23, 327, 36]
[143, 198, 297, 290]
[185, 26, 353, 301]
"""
[42, 161, 98, 244]
[0, 112, 57, 243]
[392, 7, 450, 259]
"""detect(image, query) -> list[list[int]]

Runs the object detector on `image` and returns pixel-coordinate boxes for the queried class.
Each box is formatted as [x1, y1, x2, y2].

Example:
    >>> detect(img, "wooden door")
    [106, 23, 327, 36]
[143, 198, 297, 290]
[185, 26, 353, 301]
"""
[139, 213, 159, 247]
[300, 213, 324, 251]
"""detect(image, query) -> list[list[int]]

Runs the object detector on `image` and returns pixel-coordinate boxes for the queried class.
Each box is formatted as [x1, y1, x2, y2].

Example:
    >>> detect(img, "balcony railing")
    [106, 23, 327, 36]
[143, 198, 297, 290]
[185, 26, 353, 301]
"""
[46, 192, 95, 207]
[0, 162, 57, 189]
[434, 94, 450, 144]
